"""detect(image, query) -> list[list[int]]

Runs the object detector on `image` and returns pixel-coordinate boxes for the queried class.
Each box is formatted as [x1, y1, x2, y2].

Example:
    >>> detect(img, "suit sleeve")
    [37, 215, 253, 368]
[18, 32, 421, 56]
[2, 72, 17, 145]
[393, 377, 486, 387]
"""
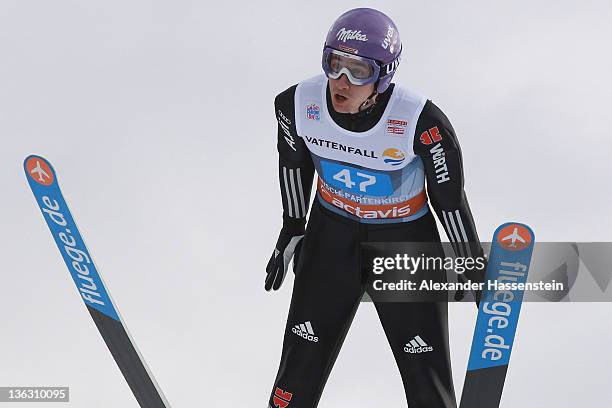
[274, 85, 315, 234]
[413, 101, 485, 279]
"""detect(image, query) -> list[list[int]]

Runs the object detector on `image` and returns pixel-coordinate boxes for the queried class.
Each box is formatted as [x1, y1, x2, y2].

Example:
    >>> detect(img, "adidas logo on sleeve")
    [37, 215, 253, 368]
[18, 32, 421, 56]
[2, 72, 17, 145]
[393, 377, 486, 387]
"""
[404, 335, 434, 354]
[292, 321, 319, 343]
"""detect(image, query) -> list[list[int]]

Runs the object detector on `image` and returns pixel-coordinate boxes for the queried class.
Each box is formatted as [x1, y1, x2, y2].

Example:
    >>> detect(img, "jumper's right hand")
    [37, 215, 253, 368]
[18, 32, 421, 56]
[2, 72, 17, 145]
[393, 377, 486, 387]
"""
[265, 229, 304, 291]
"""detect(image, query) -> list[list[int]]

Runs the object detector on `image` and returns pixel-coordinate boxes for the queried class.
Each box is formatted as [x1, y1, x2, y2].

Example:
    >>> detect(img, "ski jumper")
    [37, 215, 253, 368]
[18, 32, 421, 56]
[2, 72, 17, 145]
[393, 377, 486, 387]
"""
[268, 75, 484, 408]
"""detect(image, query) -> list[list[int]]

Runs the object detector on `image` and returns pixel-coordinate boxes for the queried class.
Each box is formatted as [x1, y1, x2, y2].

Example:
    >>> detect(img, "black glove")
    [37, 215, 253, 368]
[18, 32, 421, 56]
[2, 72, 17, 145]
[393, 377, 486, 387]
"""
[265, 227, 304, 291]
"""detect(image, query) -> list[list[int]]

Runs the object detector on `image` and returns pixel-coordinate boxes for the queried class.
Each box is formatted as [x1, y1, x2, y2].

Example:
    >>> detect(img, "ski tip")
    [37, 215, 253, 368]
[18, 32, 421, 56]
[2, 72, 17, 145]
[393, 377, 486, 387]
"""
[493, 222, 535, 251]
[24, 155, 57, 187]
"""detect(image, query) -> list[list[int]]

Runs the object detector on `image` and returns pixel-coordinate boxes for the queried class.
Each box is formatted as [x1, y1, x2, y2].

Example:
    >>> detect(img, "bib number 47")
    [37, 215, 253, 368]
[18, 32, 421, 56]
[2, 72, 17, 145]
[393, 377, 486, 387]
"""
[321, 160, 392, 196]
[333, 169, 376, 193]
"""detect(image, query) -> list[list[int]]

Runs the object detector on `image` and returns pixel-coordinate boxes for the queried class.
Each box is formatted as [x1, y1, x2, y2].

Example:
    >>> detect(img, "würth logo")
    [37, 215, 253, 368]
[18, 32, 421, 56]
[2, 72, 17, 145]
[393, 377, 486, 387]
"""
[420, 126, 450, 184]
[420, 126, 443, 145]
[292, 321, 319, 342]
[404, 335, 434, 354]
[272, 387, 293, 408]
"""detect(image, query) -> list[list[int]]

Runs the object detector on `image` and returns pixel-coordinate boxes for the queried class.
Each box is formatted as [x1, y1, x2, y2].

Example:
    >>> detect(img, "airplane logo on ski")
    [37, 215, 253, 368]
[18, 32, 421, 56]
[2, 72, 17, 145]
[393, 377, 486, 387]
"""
[30, 161, 50, 181]
[25, 157, 54, 186]
[497, 224, 532, 251]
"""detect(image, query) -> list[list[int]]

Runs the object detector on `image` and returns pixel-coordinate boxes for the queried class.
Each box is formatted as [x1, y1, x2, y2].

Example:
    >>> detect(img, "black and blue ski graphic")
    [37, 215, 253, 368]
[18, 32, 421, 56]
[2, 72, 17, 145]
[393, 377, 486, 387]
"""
[24, 155, 170, 408]
[459, 222, 535, 408]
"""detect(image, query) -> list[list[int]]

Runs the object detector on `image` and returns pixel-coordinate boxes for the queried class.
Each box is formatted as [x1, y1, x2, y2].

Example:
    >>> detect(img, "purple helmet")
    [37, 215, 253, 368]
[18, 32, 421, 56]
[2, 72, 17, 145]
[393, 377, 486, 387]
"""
[322, 8, 401, 93]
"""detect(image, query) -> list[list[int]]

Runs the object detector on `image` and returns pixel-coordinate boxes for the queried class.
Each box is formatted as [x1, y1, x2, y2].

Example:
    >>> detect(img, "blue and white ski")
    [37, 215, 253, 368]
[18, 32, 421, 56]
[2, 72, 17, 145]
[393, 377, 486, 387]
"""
[24, 155, 170, 408]
[459, 222, 535, 408]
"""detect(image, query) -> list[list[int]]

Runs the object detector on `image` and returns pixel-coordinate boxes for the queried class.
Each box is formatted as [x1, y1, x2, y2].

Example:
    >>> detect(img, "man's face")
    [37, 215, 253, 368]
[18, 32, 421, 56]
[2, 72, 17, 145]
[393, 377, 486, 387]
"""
[328, 74, 375, 114]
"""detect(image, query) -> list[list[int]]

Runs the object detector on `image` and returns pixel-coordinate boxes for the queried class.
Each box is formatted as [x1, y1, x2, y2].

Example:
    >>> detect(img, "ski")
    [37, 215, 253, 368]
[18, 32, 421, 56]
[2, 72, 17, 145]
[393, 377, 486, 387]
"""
[24, 155, 170, 408]
[459, 222, 535, 408]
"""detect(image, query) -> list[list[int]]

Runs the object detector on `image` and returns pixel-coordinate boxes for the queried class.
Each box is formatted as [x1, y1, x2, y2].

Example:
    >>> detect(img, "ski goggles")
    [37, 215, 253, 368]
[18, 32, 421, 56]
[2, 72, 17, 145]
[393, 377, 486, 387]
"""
[322, 48, 380, 86]
[322, 47, 401, 86]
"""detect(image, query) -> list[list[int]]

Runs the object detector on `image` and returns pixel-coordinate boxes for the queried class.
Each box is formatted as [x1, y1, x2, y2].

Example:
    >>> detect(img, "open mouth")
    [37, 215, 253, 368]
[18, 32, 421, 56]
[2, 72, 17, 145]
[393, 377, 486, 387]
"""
[334, 94, 348, 103]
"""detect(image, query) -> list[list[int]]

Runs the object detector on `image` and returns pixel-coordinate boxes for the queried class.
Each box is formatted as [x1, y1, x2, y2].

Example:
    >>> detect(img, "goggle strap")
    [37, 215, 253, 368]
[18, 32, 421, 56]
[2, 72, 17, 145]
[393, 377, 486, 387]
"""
[380, 50, 402, 78]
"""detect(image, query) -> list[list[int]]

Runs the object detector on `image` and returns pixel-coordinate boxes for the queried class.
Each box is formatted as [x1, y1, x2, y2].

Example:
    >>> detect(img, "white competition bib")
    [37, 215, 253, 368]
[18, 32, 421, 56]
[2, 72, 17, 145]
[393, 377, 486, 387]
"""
[294, 75, 429, 223]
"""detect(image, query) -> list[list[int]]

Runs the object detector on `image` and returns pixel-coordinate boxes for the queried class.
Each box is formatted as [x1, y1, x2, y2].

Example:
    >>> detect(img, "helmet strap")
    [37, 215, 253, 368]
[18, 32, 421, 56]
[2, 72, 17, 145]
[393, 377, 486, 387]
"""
[358, 89, 379, 112]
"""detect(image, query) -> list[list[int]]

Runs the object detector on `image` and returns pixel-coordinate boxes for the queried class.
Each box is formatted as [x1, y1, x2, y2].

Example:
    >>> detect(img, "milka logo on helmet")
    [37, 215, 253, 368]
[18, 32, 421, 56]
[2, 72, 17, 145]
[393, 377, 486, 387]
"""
[336, 28, 368, 43]
[382, 148, 405, 166]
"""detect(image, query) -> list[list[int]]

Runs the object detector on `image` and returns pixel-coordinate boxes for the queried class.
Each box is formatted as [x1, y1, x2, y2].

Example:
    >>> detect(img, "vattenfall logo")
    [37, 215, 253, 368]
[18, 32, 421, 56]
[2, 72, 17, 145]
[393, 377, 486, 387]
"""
[336, 28, 368, 43]
[382, 148, 406, 166]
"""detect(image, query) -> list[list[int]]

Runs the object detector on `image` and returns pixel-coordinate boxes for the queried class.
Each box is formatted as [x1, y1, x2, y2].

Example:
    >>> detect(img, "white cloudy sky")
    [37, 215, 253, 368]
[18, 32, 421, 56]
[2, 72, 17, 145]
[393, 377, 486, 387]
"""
[1, 1, 611, 407]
